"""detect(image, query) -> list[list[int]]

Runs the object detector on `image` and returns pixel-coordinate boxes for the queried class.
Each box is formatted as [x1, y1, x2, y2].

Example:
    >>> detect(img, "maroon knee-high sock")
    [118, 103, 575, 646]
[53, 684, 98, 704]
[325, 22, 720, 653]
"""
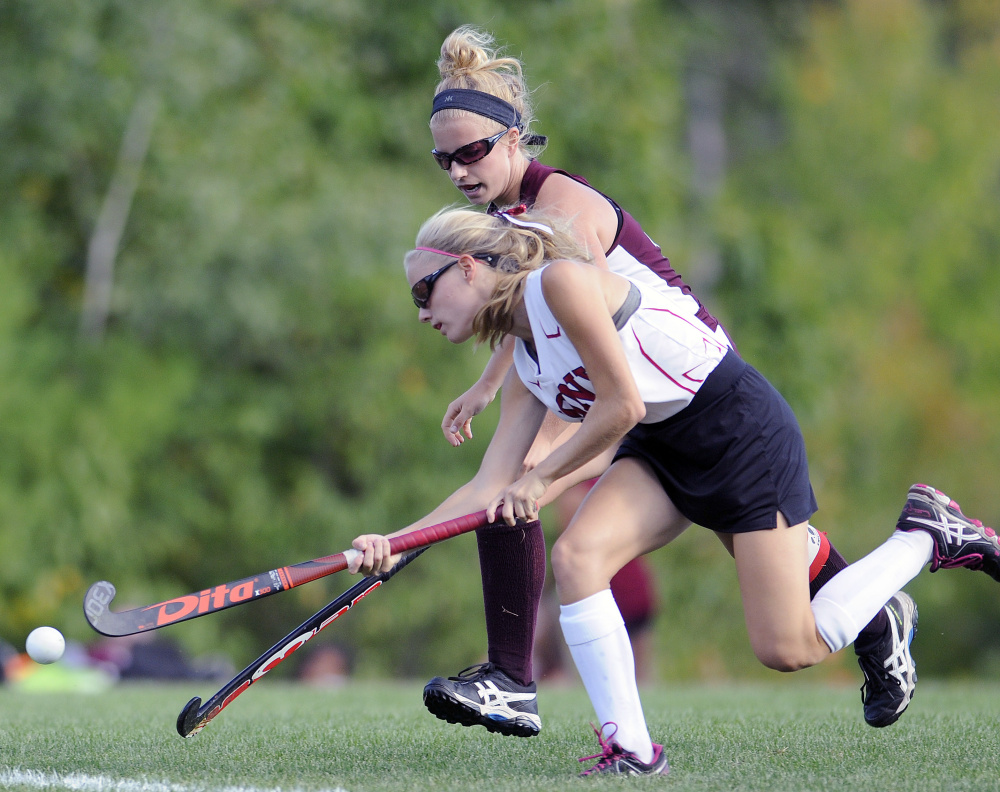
[477, 519, 546, 687]
[809, 530, 889, 652]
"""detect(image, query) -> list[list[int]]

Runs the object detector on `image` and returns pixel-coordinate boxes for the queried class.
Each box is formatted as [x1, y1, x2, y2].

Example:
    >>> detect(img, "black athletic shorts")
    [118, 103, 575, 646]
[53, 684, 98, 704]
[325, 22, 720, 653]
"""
[614, 350, 817, 533]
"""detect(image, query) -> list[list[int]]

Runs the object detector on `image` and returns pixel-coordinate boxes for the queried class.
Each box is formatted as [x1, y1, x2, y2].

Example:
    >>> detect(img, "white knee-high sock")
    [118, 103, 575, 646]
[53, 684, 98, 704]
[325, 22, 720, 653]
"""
[559, 589, 653, 763]
[812, 530, 933, 652]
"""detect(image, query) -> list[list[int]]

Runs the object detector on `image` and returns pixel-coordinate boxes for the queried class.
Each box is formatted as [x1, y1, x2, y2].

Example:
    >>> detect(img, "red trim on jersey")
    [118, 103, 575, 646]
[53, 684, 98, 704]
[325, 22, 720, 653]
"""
[631, 328, 698, 395]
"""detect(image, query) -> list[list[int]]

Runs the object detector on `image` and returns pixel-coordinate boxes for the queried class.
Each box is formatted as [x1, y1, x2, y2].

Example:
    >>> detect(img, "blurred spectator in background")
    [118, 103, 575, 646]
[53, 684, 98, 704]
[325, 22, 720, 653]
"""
[295, 642, 354, 687]
[88, 632, 233, 682]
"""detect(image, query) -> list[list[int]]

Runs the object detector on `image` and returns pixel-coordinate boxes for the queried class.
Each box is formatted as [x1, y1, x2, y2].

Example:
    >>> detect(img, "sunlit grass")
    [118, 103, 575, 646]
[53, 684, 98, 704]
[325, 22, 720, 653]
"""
[1, 680, 998, 791]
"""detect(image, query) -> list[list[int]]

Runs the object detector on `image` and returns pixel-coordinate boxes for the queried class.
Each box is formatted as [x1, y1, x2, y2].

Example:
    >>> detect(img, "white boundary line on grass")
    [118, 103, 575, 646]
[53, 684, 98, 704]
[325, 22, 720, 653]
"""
[0, 769, 350, 792]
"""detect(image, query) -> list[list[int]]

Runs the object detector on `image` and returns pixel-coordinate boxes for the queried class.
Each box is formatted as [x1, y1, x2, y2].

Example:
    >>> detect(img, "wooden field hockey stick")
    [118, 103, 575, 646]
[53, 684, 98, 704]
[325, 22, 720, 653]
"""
[176, 547, 427, 737]
[84, 510, 489, 637]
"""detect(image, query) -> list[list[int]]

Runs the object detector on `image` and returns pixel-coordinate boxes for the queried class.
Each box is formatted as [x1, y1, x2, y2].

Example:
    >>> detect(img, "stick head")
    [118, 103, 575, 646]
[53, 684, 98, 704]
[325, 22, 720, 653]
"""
[176, 697, 204, 737]
[83, 581, 118, 634]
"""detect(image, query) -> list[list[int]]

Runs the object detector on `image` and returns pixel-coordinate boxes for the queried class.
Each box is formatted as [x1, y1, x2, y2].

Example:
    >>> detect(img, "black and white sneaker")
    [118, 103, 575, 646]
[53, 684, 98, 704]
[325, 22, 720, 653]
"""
[423, 662, 541, 737]
[857, 592, 918, 728]
[896, 483, 1000, 581]
[578, 723, 669, 777]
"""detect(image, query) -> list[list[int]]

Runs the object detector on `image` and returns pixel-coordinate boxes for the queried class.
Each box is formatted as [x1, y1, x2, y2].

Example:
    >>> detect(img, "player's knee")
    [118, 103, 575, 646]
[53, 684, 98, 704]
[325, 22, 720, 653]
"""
[551, 533, 596, 588]
[550, 534, 577, 584]
[752, 640, 819, 673]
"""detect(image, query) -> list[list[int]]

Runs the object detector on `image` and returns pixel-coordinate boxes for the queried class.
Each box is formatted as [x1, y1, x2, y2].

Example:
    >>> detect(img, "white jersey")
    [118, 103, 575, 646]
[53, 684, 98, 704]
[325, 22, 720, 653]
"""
[605, 245, 733, 352]
[513, 267, 730, 424]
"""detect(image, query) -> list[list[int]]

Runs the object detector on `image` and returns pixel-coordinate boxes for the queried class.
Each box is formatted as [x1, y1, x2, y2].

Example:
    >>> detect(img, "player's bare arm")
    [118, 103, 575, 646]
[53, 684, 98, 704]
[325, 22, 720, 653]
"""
[490, 261, 645, 524]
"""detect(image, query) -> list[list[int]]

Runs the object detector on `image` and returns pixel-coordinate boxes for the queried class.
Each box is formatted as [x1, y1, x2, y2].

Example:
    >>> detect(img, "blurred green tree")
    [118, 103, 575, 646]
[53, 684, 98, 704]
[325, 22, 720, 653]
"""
[0, 0, 997, 682]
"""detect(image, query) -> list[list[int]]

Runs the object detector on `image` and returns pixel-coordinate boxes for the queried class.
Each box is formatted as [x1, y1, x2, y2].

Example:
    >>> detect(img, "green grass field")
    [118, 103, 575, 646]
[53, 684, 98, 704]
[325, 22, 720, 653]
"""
[1, 680, 999, 792]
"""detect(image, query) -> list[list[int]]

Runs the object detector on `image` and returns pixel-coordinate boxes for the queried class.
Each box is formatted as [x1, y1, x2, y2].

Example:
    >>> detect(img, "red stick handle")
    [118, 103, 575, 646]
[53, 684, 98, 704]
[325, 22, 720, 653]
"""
[387, 509, 490, 554]
[282, 510, 490, 588]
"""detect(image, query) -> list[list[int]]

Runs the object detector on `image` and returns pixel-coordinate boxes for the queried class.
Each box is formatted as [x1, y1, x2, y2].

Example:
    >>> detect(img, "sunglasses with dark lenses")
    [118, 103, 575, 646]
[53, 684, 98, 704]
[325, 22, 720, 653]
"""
[411, 253, 500, 308]
[411, 260, 457, 308]
[431, 128, 511, 170]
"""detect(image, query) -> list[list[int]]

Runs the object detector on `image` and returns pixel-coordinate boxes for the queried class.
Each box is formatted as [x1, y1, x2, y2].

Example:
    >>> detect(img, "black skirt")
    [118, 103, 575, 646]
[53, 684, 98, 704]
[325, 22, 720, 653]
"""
[614, 350, 818, 533]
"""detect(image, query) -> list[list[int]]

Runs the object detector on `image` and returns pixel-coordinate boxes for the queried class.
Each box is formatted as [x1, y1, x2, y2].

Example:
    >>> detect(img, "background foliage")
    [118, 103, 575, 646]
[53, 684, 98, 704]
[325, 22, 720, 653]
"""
[1, 0, 998, 681]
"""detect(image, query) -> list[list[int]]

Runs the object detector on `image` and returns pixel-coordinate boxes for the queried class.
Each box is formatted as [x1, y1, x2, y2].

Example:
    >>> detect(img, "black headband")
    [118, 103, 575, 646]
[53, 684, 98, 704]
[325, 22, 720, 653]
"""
[433, 88, 519, 127]
[432, 88, 547, 146]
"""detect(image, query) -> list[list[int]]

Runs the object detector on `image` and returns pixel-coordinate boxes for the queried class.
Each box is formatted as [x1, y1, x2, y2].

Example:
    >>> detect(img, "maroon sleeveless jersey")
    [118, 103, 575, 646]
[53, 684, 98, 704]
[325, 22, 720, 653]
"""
[508, 159, 723, 334]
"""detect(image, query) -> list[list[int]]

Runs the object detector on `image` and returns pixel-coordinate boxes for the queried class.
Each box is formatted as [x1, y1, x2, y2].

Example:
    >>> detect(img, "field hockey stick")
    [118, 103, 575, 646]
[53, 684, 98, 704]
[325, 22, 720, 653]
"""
[176, 547, 427, 738]
[84, 509, 489, 637]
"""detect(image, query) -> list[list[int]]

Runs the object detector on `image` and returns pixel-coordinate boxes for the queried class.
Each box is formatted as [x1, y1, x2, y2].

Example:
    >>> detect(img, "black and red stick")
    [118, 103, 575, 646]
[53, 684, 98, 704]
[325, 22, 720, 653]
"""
[84, 510, 489, 637]
[176, 547, 427, 737]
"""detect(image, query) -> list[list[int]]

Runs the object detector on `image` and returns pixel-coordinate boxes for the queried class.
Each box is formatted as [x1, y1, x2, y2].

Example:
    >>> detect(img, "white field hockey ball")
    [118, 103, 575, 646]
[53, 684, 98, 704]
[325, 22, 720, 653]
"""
[26, 626, 65, 664]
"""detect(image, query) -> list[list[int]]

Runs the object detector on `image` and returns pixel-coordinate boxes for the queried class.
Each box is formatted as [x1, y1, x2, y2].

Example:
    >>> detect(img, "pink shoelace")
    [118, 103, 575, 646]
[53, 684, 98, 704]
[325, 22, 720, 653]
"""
[578, 722, 625, 773]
